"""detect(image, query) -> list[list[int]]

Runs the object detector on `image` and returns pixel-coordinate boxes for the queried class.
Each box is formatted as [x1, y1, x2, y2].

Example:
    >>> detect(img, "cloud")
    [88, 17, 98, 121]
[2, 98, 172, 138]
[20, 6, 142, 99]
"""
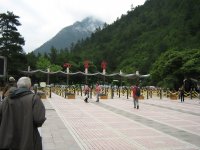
[0, 0, 145, 53]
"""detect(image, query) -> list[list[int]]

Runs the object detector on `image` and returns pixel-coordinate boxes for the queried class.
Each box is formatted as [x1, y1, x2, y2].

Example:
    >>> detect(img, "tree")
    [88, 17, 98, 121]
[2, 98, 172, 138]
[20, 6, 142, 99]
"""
[0, 11, 25, 77]
[49, 46, 58, 64]
[26, 52, 37, 70]
[36, 56, 62, 72]
[50, 64, 62, 72]
[36, 56, 51, 71]
[150, 49, 200, 89]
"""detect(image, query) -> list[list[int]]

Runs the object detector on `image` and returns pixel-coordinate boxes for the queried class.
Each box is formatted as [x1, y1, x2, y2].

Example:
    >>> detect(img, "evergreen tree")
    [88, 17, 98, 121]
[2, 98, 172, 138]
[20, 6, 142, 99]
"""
[49, 46, 58, 64]
[26, 52, 37, 70]
[0, 11, 26, 77]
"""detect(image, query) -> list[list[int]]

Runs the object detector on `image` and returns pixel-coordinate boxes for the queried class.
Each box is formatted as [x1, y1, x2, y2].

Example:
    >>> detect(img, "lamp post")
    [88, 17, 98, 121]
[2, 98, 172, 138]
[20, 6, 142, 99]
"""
[101, 61, 107, 94]
[63, 63, 71, 86]
[101, 60, 107, 85]
[28, 66, 30, 72]
[27, 66, 30, 77]
[84, 60, 89, 84]
[136, 70, 140, 84]
[47, 68, 50, 85]
[119, 70, 123, 87]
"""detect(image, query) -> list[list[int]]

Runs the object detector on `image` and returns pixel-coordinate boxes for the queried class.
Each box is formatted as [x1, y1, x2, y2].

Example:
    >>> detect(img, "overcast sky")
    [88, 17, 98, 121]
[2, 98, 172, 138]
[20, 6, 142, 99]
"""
[1, 0, 146, 53]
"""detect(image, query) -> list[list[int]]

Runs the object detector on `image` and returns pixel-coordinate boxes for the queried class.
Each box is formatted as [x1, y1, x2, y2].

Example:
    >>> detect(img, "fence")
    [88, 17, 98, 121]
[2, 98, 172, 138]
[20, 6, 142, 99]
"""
[38, 85, 200, 100]
[0, 85, 199, 100]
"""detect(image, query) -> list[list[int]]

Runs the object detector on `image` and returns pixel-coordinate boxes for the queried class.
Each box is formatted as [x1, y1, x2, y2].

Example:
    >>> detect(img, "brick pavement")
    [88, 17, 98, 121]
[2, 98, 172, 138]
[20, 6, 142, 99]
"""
[42, 99, 81, 150]
[42, 94, 200, 150]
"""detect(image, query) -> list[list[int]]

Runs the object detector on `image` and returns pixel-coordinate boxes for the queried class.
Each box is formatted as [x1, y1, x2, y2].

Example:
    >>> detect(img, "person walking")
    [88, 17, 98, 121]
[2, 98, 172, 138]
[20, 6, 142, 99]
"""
[0, 77, 46, 150]
[2, 76, 17, 99]
[84, 84, 90, 103]
[95, 83, 101, 102]
[132, 83, 140, 109]
[179, 85, 185, 102]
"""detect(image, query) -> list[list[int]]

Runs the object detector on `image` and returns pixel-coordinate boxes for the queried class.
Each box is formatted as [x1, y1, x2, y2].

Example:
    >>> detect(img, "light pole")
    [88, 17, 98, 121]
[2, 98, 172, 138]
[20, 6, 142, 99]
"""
[47, 68, 50, 85]
[84, 60, 89, 84]
[63, 63, 71, 86]
[101, 60, 107, 85]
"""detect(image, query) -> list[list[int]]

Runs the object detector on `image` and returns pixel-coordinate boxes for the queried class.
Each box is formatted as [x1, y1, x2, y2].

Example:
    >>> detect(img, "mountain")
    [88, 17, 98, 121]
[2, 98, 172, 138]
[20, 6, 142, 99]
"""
[33, 17, 104, 54]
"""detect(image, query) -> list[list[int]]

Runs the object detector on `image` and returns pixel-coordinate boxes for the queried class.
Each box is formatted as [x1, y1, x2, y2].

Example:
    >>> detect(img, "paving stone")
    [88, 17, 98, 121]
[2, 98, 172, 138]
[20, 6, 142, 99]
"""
[41, 94, 200, 150]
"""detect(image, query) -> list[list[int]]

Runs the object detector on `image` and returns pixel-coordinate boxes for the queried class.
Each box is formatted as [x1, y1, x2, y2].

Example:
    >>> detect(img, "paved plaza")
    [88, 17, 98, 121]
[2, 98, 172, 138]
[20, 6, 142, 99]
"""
[42, 93, 200, 150]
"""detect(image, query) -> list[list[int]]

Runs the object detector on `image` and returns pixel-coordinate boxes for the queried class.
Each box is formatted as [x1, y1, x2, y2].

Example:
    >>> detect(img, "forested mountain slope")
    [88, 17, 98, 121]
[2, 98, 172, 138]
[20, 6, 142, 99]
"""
[70, 0, 200, 75]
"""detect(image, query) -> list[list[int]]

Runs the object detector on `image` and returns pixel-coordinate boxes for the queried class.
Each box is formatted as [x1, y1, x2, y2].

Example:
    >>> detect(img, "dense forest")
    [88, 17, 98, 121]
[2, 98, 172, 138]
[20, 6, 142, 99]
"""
[0, 0, 200, 89]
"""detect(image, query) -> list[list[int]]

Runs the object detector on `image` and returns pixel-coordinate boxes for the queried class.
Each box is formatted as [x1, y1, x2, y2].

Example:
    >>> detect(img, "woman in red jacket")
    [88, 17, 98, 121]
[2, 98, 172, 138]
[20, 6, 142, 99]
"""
[131, 83, 140, 109]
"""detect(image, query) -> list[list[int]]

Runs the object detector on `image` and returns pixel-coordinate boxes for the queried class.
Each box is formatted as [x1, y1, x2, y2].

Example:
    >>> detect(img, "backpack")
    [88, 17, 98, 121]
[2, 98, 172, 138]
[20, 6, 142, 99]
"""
[136, 87, 141, 97]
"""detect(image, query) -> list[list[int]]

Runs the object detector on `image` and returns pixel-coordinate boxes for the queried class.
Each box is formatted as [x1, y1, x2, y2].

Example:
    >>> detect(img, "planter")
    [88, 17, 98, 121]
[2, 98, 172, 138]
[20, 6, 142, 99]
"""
[170, 94, 178, 100]
[41, 94, 47, 99]
[37, 91, 47, 99]
[100, 95, 108, 99]
[67, 94, 75, 99]
[65, 92, 75, 99]
[138, 95, 144, 100]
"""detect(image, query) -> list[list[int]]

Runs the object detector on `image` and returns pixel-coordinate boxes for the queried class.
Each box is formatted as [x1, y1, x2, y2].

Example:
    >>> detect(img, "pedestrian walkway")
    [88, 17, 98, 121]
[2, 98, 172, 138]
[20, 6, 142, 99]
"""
[42, 99, 81, 150]
[42, 93, 200, 150]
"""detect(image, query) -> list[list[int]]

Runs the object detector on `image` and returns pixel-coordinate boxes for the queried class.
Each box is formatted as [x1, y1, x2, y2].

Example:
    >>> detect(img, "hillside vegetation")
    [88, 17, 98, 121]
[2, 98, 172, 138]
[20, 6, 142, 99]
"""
[70, 0, 199, 71]
[65, 0, 200, 88]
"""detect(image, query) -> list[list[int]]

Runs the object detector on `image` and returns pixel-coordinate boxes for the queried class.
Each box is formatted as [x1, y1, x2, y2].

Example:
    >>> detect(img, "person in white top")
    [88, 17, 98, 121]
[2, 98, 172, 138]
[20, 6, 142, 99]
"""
[95, 83, 101, 102]
[84, 84, 90, 103]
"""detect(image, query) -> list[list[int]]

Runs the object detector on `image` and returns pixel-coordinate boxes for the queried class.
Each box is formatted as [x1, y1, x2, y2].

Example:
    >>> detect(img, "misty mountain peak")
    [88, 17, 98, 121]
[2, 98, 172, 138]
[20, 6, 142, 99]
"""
[73, 17, 104, 32]
[34, 17, 104, 54]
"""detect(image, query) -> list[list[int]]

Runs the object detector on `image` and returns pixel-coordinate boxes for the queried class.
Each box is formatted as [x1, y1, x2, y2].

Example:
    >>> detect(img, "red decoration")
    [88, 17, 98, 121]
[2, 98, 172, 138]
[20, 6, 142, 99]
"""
[63, 63, 71, 68]
[101, 61, 107, 70]
[84, 60, 89, 69]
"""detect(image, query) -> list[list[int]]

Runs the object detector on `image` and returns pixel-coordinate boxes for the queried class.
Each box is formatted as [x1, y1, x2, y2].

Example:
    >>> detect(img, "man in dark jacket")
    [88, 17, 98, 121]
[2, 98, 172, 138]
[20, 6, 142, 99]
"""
[0, 77, 46, 150]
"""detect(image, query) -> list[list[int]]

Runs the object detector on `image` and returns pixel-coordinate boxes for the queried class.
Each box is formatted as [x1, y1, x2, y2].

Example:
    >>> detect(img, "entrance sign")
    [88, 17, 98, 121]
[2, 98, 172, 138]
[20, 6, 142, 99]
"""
[40, 82, 46, 88]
